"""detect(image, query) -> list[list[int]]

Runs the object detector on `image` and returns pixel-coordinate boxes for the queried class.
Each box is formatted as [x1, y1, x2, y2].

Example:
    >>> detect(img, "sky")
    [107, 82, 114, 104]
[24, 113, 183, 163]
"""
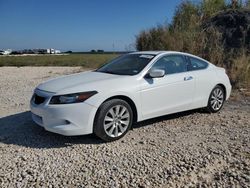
[0, 0, 182, 52]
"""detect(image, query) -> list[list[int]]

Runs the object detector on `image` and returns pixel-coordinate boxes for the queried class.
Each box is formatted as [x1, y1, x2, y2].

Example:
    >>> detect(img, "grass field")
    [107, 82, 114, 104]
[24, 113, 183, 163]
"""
[0, 54, 119, 68]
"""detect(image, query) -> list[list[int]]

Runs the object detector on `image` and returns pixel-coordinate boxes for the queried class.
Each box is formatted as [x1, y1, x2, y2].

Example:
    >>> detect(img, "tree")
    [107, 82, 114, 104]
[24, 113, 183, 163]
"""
[230, 0, 245, 9]
[65, 50, 72, 53]
[232, 0, 238, 8]
[201, 0, 226, 19]
[247, 0, 250, 8]
[172, 1, 200, 31]
[97, 50, 104, 53]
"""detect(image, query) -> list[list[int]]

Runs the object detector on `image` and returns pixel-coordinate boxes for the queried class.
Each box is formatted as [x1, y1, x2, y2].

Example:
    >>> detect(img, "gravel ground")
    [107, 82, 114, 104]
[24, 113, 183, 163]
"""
[0, 67, 249, 188]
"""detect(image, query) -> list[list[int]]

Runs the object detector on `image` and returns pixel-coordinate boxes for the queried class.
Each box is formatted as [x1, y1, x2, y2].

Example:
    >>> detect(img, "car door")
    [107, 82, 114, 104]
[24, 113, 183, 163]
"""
[140, 54, 195, 120]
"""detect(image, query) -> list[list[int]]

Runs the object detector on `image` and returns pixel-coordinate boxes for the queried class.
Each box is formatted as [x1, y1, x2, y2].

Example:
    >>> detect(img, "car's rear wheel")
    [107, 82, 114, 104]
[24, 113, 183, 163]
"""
[94, 99, 133, 141]
[206, 85, 225, 113]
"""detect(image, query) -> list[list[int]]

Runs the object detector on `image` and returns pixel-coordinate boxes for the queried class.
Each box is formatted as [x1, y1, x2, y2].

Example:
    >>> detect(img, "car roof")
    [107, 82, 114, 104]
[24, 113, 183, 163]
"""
[131, 51, 191, 56]
[130, 51, 211, 64]
[131, 51, 165, 55]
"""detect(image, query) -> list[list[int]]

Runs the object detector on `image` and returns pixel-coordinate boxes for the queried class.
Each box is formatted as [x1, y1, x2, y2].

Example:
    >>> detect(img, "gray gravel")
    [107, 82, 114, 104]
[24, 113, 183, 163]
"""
[0, 67, 249, 187]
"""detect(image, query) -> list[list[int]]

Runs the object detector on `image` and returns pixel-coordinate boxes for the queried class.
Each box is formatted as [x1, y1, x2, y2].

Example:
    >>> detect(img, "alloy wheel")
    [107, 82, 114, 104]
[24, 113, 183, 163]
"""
[103, 105, 130, 137]
[210, 88, 224, 111]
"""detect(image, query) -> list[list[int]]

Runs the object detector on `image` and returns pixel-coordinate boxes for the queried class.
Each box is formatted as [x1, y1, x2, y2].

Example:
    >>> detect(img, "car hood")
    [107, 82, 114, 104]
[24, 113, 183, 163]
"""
[37, 71, 120, 93]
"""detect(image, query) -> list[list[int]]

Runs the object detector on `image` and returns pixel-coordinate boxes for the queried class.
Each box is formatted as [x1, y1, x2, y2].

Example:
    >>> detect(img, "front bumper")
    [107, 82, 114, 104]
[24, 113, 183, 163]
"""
[30, 89, 98, 136]
[226, 83, 232, 100]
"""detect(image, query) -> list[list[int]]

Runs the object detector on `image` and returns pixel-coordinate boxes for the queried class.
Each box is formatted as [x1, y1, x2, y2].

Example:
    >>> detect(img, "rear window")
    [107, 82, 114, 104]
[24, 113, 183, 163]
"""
[188, 57, 208, 71]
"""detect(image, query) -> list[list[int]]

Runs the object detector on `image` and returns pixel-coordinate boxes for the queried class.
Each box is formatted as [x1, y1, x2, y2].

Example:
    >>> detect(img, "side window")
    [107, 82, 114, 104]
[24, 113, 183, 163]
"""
[189, 57, 208, 71]
[151, 55, 188, 75]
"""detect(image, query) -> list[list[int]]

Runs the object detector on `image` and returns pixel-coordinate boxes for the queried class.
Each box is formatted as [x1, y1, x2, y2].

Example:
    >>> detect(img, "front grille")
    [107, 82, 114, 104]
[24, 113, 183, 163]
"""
[34, 94, 46, 105]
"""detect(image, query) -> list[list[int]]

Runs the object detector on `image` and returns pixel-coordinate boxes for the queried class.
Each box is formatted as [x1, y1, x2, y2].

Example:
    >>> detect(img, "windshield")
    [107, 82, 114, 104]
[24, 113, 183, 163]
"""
[96, 54, 155, 75]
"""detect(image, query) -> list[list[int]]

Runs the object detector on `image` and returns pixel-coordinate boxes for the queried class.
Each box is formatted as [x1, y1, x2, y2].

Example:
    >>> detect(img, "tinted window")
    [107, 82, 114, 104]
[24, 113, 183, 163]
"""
[151, 55, 188, 75]
[96, 54, 155, 75]
[189, 57, 208, 70]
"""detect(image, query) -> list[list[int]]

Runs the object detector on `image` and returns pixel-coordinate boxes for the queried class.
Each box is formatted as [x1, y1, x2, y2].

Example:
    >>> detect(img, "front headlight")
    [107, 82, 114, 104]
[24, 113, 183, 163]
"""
[49, 91, 98, 104]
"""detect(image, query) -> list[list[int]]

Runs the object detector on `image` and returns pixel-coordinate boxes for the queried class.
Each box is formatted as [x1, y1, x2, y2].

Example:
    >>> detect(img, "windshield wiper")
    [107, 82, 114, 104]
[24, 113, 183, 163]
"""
[98, 70, 118, 75]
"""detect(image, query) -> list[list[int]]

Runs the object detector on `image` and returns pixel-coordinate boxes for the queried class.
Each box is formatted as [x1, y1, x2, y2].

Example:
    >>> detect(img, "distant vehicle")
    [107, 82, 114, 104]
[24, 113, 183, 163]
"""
[0, 49, 12, 55]
[30, 51, 231, 141]
[46, 49, 61, 54]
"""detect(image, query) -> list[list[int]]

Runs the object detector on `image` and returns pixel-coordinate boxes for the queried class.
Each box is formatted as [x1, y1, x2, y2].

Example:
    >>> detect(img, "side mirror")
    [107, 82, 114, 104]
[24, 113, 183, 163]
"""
[147, 69, 165, 78]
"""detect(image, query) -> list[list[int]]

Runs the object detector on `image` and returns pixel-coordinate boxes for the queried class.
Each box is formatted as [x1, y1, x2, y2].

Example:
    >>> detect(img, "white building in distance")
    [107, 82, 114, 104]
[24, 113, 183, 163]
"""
[47, 49, 61, 54]
[0, 49, 12, 55]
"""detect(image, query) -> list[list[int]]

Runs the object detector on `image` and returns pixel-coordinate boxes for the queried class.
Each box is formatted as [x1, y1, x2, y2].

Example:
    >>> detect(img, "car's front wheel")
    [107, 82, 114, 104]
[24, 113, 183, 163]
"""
[206, 85, 225, 113]
[94, 99, 133, 141]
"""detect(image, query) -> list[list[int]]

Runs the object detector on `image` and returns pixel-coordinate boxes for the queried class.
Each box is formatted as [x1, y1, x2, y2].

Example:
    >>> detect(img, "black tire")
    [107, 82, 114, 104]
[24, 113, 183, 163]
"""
[206, 85, 225, 113]
[93, 99, 133, 142]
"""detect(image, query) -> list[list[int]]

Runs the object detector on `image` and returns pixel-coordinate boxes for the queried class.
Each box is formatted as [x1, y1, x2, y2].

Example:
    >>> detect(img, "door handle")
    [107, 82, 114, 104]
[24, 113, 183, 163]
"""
[184, 76, 193, 81]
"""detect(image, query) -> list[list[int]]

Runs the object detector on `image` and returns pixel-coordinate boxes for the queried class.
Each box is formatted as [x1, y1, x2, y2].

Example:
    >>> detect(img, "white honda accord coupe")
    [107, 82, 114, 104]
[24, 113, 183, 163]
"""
[30, 51, 231, 141]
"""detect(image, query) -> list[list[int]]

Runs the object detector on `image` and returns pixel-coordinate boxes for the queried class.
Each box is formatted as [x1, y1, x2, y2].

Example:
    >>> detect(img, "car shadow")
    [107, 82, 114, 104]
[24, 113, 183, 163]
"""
[0, 109, 203, 149]
[0, 111, 104, 149]
[133, 109, 201, 129]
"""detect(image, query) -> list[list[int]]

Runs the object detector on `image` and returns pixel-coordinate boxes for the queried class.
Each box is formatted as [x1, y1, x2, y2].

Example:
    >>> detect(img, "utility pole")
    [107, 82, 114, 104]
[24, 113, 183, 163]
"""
[112, 42, 115, 54]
